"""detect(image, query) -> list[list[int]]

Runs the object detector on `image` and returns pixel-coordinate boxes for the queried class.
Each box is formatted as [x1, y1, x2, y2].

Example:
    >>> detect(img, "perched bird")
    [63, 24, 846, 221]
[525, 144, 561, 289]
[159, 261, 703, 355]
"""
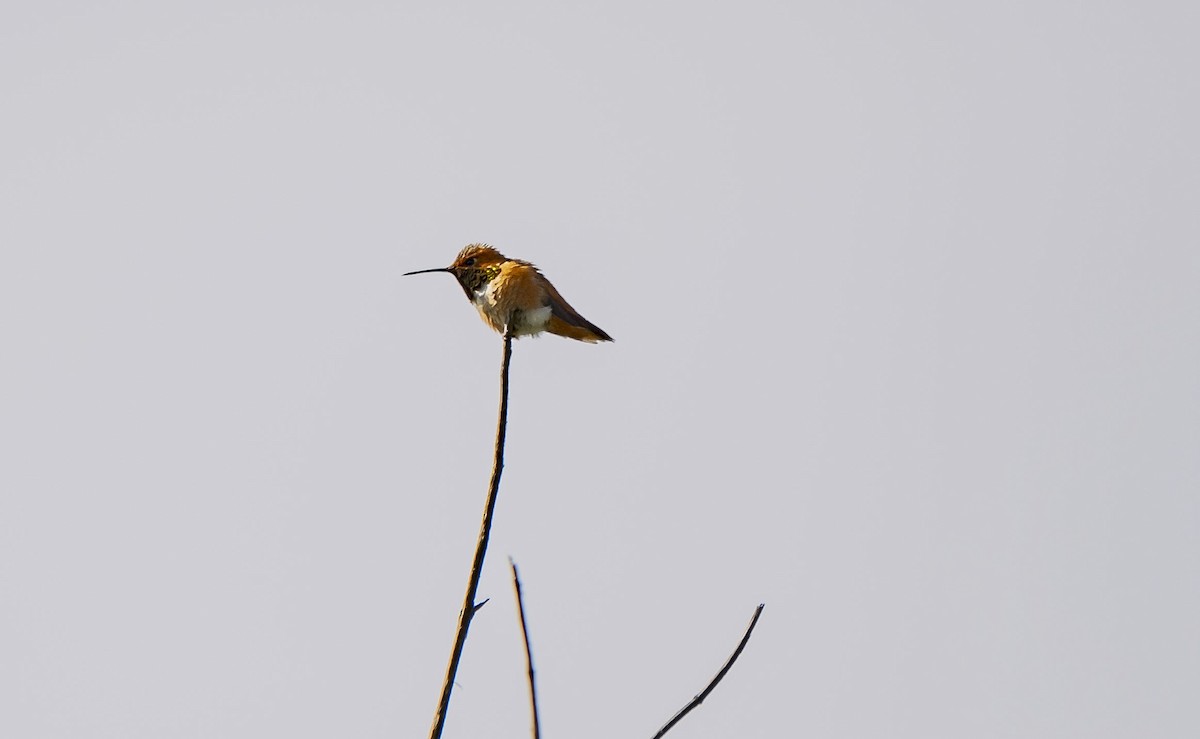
[404, 244, 613, 343]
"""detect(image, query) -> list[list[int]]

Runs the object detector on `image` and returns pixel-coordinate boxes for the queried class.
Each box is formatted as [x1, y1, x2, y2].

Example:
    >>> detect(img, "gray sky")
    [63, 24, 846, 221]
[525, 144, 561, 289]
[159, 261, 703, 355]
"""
[3, 1, 1198, 737]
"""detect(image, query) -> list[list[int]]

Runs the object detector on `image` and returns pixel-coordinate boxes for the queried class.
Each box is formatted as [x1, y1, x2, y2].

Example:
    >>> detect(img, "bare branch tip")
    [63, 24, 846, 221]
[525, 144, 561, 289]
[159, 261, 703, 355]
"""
[649, 603, 767, 739]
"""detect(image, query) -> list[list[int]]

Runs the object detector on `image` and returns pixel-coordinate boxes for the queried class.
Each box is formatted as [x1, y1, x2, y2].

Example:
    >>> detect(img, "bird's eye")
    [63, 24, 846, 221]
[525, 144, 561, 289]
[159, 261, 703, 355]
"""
[464, 257, 476, 266]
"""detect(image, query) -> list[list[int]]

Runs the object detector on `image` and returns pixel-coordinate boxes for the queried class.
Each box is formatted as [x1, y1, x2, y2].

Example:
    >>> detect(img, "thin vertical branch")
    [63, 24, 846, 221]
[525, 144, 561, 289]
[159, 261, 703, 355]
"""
[428, 333, 514, 739]
[651, 603, 765, 739]
[509, 558, 542, 739]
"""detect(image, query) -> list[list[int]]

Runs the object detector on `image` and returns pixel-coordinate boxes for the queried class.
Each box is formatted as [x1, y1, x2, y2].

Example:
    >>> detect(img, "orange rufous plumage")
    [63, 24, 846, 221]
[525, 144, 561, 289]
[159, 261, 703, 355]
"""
[404, 244, 613, 343]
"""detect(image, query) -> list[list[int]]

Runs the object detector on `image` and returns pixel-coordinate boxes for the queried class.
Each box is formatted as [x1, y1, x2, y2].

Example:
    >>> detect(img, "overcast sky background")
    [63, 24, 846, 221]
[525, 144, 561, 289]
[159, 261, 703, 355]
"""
[3, 2, 1198, 737]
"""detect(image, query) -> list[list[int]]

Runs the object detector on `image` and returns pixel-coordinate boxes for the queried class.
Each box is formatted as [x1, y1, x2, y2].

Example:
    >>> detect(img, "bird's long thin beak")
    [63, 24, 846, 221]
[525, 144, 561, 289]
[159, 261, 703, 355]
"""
[403, 267, 454, 276]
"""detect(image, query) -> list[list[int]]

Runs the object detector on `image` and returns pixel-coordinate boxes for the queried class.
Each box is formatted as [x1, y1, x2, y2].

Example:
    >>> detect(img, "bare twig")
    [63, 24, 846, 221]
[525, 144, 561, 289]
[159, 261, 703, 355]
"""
[651, 604, 765, 739]
[428, 333, 514, 739]
[509, 558, 542, 739]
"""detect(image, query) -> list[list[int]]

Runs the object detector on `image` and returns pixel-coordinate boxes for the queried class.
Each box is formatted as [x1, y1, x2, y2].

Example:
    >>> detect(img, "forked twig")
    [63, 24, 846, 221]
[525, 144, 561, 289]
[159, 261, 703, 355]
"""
[509, 558, 542, 739]
[428, 334, 514, 739]
[651, 604, 766, 739]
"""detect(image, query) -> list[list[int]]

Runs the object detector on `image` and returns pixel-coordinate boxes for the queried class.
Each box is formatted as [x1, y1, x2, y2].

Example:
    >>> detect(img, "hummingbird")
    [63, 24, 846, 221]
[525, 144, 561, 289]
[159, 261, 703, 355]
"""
[404, 244, 613, 343]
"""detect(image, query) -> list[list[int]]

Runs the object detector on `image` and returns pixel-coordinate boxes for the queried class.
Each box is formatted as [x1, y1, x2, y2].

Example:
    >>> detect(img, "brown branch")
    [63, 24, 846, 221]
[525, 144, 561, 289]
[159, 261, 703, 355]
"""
[509, 558, 542, 739]
[651, 603, 766, 739]
[428, 333, 514, 739]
